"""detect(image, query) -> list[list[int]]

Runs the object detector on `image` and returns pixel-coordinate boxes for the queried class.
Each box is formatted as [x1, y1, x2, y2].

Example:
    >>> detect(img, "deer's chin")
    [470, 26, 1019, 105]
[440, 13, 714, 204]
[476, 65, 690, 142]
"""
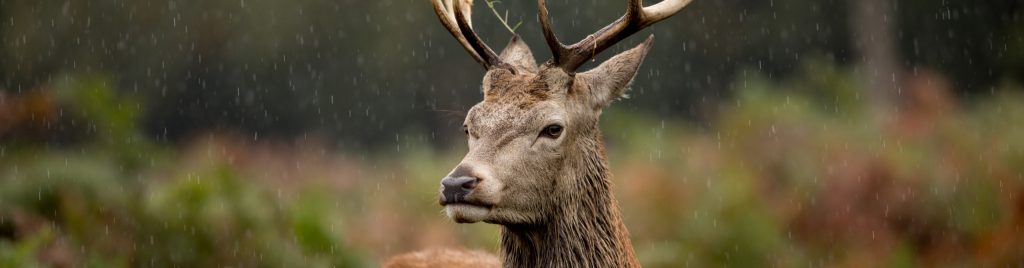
[445, 204, 491, 223]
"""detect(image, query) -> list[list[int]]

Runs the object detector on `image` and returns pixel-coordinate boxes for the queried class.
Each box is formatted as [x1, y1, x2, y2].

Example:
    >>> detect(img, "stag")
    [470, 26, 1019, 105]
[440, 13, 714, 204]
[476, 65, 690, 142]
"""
[385, 0, 692, 267]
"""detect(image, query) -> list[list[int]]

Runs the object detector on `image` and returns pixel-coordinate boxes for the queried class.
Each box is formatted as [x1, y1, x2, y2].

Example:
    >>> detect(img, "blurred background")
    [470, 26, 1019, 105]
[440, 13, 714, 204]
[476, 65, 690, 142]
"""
[1, 0, 1024, 267]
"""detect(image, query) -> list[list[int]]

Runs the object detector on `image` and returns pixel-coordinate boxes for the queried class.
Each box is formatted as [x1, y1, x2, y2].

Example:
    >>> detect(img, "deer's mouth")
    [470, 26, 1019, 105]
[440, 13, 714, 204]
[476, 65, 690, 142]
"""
[440, 198, 493, 210]
[438, 189, 494, 207]
[444, 203, 493, 223]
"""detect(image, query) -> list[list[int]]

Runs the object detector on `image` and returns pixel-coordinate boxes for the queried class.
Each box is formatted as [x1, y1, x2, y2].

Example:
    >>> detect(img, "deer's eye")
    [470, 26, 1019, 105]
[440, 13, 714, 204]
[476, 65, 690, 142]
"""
[541, 124, 563, 139]
[463, 125, 470, 136]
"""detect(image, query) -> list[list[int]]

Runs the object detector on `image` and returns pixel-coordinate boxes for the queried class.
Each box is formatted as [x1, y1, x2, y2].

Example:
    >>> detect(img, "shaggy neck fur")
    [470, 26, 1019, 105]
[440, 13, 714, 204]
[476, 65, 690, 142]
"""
[498, 130, 639, 267]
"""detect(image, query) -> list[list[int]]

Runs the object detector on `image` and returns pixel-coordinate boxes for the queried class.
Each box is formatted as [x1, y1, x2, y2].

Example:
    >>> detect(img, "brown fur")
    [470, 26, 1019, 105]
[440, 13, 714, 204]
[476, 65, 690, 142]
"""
[497, 126, 640, 267]
[382, 248, 500, 268]
[385, 2, 672, 262]
[385, 38, 652, 267]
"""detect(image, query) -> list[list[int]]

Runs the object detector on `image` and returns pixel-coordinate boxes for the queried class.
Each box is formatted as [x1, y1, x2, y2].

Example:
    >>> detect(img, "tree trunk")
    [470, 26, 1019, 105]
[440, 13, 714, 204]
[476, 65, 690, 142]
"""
[849, 0, 901, 116]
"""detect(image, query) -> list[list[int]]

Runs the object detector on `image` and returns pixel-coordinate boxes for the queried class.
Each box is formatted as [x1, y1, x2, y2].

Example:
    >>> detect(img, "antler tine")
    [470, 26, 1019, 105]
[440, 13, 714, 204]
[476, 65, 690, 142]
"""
[431, 0, 505, 70]
[432, 0, 485, 67]
[538, 0, 568, 66]
[642, 0, 693, 23]
[539, 0, 693, 71]
[452, 1, 505, 68]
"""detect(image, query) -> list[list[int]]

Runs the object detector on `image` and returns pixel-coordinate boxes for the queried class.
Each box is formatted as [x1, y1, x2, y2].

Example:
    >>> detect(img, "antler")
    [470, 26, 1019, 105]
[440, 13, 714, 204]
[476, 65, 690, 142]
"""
[432, 0, 506, 69]
[539, 0, 693, 71]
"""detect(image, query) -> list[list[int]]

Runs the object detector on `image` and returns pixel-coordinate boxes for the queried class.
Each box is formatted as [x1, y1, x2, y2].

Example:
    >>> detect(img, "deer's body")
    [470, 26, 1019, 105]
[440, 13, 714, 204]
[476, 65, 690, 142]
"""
[384, 0, 691, 267]
[382, 248, 500, 268]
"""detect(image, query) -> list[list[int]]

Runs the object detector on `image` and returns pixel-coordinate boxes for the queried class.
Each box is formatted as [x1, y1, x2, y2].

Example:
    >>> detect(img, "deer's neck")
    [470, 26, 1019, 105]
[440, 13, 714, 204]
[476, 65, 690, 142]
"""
[499, 136, 639, 267]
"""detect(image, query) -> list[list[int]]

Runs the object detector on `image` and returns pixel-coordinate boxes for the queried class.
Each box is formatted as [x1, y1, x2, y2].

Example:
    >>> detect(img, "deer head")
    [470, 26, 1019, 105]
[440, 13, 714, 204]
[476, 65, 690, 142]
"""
[433, 0, 691, 226]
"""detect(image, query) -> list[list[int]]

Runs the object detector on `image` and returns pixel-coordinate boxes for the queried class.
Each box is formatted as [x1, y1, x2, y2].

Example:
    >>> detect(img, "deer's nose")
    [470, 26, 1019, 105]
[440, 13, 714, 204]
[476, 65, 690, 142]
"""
[440, 176, 478, 205]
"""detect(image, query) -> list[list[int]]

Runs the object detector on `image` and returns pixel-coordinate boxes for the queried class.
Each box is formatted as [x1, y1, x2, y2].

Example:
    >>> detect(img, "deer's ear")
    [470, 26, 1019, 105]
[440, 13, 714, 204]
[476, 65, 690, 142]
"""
[575, 36, 653, 109]
[499, 36, 539, 73]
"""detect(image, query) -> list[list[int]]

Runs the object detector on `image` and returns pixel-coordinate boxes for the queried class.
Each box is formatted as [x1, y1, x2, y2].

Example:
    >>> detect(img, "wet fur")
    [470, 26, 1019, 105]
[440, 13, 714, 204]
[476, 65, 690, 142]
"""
[499, 127, 639, 267]
[385, 37, 651, 268]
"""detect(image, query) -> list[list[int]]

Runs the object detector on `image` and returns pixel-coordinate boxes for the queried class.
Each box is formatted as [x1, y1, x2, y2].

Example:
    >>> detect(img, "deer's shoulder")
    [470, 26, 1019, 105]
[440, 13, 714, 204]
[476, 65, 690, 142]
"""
[382, 248, 500, 268]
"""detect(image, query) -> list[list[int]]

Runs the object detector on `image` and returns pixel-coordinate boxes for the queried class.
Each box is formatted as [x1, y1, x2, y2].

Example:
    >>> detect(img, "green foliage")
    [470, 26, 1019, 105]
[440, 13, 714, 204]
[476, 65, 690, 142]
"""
[0, 148, 367, 267]
[484, 0, 522, 34]
[0, 228, 52, 268]
[49, 74, 157, 169]
[0, 76, 367, 267]
[604, 58, 1024, 267]
[3, 60, 1024, 266]
[52, 75, 142, 146]
[131, 164, 364, 267]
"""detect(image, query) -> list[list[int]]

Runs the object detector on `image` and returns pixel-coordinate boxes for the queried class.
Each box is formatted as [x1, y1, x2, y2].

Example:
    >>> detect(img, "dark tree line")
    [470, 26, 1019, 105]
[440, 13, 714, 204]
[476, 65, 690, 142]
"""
[1, 0, 1022, 148]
